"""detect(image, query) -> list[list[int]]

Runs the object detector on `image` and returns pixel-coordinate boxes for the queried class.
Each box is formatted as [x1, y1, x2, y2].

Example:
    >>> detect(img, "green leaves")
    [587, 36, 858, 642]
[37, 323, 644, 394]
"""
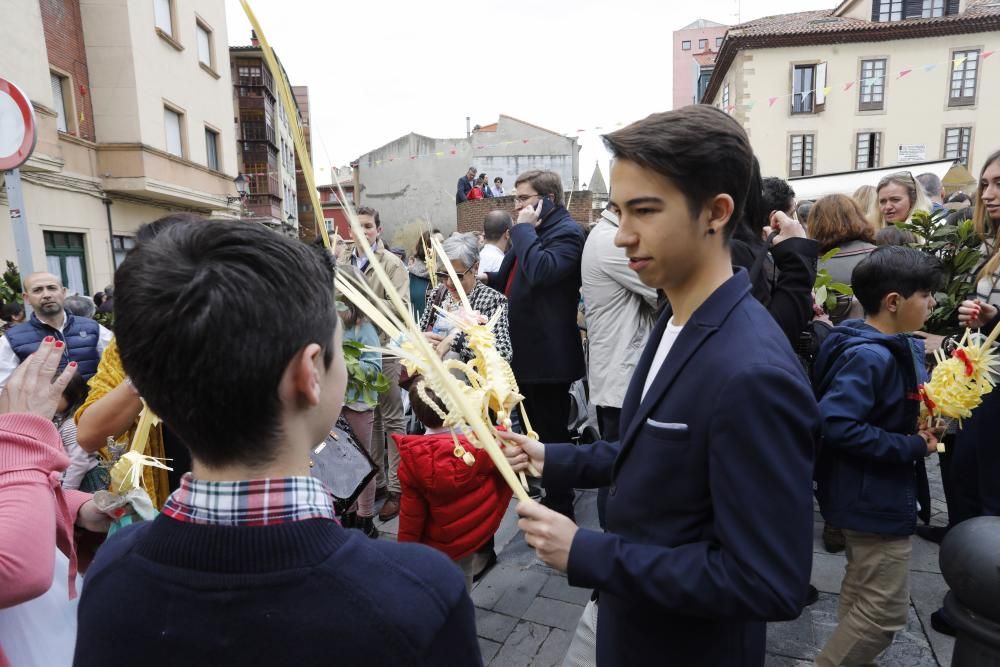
[342, 339, 389, 405]
[815, 248, 854, 313]
[898, 209, 984, 335]
[0, 261, 22, 304]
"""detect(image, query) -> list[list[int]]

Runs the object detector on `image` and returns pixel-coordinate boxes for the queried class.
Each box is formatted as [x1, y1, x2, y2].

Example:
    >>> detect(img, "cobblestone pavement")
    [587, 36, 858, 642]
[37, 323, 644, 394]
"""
[374, 458, 954, 666]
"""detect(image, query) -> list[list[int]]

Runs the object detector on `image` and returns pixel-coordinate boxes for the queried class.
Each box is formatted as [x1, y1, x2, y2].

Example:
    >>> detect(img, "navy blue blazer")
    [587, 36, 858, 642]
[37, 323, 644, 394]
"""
[486, 205, 585, 384]
[544, 270, 819, 666]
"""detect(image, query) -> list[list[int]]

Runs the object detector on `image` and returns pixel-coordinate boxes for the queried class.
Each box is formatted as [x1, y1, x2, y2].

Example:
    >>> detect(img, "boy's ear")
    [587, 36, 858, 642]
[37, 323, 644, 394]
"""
[884, 292, 901, 314]
[285, 343, 324, 408]
[705, 193, 735, 236]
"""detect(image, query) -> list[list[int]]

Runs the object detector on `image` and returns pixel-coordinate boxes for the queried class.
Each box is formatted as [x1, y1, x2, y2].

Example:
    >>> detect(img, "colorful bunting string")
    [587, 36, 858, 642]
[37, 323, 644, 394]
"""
[352, 50, 995, 165]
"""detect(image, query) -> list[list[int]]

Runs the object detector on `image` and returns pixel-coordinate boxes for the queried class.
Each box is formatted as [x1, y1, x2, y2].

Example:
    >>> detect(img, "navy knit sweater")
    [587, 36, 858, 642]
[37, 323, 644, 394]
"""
[73, 516, 483, 666]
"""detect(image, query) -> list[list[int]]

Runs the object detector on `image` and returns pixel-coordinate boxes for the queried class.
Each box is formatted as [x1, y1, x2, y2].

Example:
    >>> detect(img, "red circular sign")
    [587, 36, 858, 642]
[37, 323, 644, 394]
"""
[0, 78, 38, 171]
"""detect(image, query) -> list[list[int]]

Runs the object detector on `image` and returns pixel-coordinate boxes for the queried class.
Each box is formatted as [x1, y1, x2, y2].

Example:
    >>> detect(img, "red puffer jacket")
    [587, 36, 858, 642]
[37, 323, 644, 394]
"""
[394, 433, 513, 560]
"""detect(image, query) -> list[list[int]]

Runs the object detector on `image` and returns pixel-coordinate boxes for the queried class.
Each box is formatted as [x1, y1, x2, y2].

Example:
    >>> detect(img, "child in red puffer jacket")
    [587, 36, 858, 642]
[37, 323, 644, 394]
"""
[393, 379, 513, 591]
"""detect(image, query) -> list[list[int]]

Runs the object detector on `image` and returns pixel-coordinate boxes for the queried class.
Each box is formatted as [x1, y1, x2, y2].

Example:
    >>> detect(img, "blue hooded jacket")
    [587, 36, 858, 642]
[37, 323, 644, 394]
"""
[813, 319, 928, 536]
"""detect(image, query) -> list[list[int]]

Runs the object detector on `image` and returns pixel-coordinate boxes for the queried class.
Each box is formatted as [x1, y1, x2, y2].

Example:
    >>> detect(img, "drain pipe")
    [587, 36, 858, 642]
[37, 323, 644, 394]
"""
[103, 198, 116, 273]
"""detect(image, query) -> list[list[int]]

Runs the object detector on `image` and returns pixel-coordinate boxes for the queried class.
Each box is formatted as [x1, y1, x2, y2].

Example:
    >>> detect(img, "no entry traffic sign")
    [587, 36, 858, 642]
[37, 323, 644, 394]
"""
[0, 78, 37, 171]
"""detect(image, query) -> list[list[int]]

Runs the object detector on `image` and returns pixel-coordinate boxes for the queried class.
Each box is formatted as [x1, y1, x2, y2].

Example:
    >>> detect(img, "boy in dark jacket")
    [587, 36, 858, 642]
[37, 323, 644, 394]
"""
[814, 246, 944, 666]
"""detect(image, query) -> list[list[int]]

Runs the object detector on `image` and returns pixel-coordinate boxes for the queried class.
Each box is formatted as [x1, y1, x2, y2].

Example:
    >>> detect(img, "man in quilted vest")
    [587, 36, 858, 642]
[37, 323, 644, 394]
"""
[0, 273, 112, 386]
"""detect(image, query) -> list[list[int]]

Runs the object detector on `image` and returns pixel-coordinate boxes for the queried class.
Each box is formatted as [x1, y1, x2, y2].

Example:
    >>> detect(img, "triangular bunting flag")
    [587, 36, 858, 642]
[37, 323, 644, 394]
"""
[898, 69, 913, 78]
[745, 101, 756, 110]
[449, 149, 457, 155]
[924, 63, 937, 72]
[435, 151, 444, 157]
[983, 50, 995, 60]
[768, 96, 778, 107]
[822, 86, 832, 96]
[953, 55, 967, 70]
[844, 81, 855, 91]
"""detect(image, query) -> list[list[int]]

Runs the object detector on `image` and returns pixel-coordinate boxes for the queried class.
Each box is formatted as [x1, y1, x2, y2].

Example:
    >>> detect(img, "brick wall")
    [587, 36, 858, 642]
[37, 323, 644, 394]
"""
[457, 191, 594, 233]
[39, 0, 96, 141]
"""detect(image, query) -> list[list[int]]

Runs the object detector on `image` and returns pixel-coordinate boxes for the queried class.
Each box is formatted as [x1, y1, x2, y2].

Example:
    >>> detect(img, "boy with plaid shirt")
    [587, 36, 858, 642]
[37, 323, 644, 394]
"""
[73, 220, 480, 666]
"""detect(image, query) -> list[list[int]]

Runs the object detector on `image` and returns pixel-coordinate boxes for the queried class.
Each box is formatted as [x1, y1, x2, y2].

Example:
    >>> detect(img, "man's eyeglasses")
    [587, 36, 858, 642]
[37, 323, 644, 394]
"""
[435, 266, 476, 282]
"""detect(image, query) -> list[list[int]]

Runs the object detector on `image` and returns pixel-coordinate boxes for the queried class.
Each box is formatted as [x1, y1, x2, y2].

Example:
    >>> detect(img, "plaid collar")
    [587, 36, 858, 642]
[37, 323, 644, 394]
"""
[161, 473, 337, 526]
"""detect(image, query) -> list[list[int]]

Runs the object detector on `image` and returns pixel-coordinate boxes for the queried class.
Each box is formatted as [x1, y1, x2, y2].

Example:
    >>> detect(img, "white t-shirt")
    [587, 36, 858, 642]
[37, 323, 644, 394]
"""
[642, 318, 684, 400]
[479, 244, 506, 275]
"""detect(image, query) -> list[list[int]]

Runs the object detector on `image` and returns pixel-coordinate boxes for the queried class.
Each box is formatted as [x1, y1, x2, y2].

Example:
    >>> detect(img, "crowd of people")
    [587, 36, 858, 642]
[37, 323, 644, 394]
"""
[0, 103, 999, 666]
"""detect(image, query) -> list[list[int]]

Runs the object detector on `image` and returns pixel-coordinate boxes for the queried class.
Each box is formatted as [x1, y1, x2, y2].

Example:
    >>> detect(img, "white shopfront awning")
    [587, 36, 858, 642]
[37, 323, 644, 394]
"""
[787, 159, 964, 201]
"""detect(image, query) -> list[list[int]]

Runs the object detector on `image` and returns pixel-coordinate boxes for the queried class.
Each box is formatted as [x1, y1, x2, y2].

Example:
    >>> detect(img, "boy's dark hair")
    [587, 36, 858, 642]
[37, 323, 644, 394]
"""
[874, 225, 917, 247]
[851, 246, 943, 316]
[135, 212, 202, 245]
[114, 220, 338, 468]
[483, 210, 512, 241]
[603, 105, 753, 240]
[60, 373, 90, 419]
[762, 177, 796, 216]
[356, 206, 381, 228]
[408, 377, 447, 430]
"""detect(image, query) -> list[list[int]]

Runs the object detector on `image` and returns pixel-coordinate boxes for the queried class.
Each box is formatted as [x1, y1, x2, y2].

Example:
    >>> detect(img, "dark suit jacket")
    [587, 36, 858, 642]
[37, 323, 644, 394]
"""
[487, 205, 585, 384]
[456, 176, 473, 203]
[544, 270, 819, 666]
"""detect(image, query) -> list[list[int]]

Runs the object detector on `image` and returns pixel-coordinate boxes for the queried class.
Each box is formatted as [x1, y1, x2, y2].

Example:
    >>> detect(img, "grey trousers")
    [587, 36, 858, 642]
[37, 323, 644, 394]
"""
[372, 357, 405, 494]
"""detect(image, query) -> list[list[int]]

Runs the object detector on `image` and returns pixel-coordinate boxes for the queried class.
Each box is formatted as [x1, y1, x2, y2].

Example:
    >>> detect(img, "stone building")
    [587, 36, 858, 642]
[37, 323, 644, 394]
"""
[354, 115, 580, 242]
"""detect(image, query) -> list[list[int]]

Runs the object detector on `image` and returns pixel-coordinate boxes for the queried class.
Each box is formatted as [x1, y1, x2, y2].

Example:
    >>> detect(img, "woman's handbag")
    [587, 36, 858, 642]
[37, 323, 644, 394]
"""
[309, 416, 377, 513]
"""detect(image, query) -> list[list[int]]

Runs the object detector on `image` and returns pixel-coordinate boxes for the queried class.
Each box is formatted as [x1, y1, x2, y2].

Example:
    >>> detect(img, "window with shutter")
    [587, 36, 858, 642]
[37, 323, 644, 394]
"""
[944, 127, 972, 165]
[855, 132, 881, 169]
[949, 50, 979, 107]
[792, 65, 815, 114]
[205, 128, 219, 171]
[50, 73, 68, 133]
[859, 59, 886, 111]
[789, 134, 815, 177]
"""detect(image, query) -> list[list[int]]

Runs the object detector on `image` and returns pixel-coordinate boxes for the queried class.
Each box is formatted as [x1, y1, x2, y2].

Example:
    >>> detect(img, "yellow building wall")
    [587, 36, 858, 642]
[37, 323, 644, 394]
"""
[712, 32, 999, 180]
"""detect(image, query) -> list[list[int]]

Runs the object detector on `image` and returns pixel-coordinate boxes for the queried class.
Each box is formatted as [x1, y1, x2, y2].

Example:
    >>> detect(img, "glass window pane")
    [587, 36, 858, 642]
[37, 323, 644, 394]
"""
[205, 129, 219, 170]
[154, 0, 172, 35]
[64, 256, 85, 295]
[197, 25, 212, 66]
[164, 108, 182, 156]
[46, 255, 62, 277]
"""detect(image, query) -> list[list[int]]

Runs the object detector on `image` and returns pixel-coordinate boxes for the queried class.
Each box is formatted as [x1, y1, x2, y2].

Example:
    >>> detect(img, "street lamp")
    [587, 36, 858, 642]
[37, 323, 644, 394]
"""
[226, 174, 247, 205]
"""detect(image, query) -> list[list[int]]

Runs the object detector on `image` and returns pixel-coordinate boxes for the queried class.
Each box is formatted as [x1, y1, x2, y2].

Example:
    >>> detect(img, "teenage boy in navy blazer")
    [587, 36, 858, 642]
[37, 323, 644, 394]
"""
[501, 105, 820, 666]
[73, 220, 481, 666]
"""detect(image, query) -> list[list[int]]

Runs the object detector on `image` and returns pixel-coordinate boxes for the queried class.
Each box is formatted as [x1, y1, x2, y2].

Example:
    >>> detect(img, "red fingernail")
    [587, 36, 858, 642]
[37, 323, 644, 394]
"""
[54, 341, 64, 349]
[44, 336, 54, 343]
[68, 362, 77, 368]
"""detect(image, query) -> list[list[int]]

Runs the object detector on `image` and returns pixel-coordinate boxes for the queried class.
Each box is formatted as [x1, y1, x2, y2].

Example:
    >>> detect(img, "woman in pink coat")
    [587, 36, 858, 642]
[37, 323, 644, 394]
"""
[0, 338, 111, 666]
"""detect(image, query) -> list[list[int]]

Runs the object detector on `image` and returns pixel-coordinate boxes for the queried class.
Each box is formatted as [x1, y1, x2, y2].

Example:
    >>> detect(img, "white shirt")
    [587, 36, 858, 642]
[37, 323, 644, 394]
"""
[642, 318, 683, 401]
[0, 313, 113, 386]
[479, 243, 506, 275]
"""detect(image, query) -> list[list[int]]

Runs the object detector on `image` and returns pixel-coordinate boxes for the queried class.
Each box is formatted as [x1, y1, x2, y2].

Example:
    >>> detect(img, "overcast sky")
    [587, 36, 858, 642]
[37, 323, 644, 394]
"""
[225, 0, 833, 184]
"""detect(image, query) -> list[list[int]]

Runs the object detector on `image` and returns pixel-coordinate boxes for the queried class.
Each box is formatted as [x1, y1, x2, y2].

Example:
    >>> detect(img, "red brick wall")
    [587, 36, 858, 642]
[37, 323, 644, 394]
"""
[39, 0, 96, 141]
[457, 191, 594, 233]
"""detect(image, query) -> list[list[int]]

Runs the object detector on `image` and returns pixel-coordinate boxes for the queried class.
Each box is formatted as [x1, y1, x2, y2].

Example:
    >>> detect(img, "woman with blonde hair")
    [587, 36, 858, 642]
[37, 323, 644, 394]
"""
[852, 184, 882, 231]
[876, 171, 932, 226]
[928, 149, 1000, 636]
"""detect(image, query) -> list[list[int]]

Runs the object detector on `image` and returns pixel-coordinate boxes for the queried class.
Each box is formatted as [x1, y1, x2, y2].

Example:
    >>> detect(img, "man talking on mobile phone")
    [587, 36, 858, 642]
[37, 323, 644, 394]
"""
[485, 169, 585, 520]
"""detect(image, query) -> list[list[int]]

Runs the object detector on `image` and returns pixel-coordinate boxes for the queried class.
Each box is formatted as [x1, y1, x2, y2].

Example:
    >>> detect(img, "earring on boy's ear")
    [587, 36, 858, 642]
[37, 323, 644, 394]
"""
[707, 227, 717, 235]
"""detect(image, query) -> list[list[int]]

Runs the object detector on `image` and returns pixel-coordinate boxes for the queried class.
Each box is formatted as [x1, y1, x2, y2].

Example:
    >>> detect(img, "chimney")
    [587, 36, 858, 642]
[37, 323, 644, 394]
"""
[251, 30, 259, 47]
[466, 116, 471, 139]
